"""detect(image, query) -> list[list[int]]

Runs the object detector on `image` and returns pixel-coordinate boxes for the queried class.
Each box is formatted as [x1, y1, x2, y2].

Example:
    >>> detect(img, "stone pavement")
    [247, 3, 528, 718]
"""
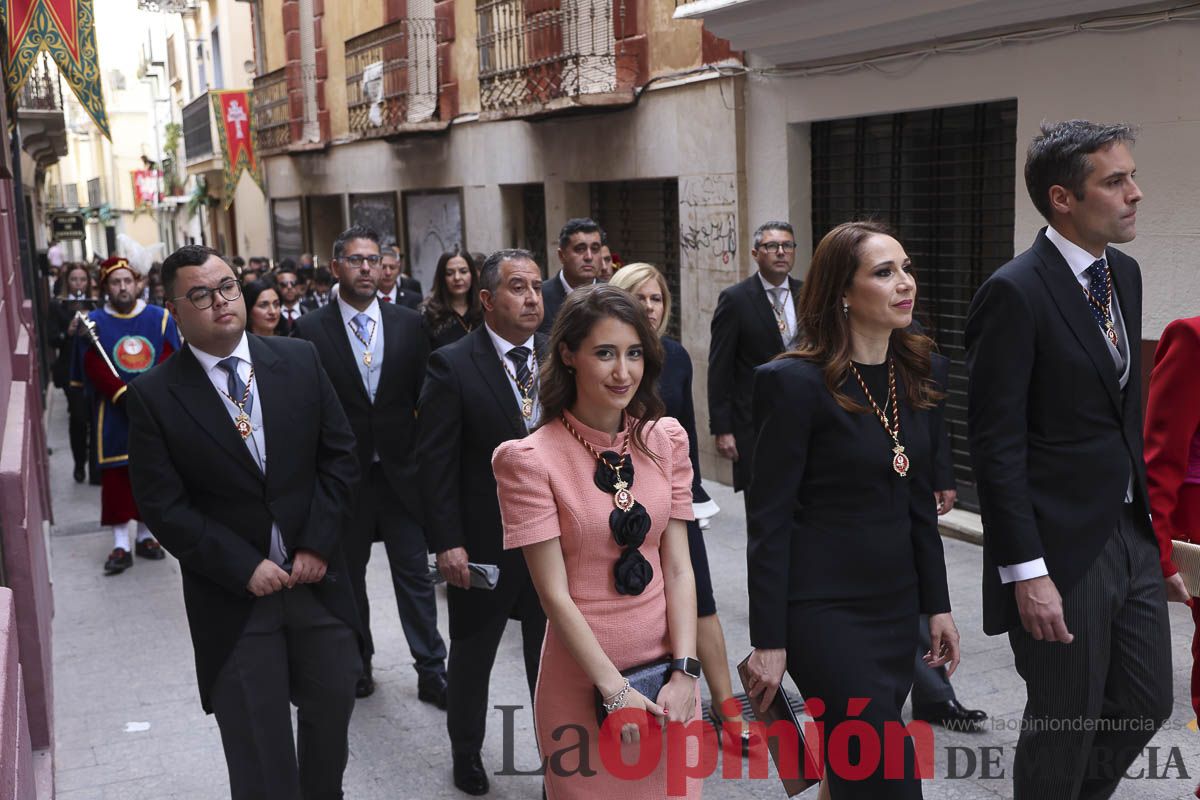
[44, 393, 1200, 799]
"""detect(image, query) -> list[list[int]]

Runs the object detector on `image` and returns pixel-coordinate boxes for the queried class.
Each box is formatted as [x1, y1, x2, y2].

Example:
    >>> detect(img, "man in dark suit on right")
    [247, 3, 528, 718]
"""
[537, 217, 601, 335]
[967, 120, 1185, 799]
[418, 248, 547, 795]
[707, 220, 801, 496]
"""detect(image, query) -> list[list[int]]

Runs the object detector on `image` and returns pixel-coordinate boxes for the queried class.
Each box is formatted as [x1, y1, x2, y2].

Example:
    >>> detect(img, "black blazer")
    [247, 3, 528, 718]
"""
[707, 272, 802, 490]
[417, 326, 546, 637]
[126, 335, 361, 711]
[401, 275, 423, 296]
[966, 228, 1154, 635]
[387, 288, 422, 310]
[293, 301, 430, 519]
[746, 357, 950, 649]
[538, 271, 569, 336]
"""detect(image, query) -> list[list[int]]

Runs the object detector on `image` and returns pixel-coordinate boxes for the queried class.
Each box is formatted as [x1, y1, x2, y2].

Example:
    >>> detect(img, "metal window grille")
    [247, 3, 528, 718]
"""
[182, 92, 214, 160]
[477, 0, 619, 113]
[590, 180, 681, 340]
[810, 99, 1018, 512]
[253, 67, 290, 153]
[345, 18, 441, 137]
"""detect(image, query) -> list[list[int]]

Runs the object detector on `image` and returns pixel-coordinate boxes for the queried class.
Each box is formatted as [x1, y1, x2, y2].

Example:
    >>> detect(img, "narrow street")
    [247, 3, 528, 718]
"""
[43, 392, 1200, 799]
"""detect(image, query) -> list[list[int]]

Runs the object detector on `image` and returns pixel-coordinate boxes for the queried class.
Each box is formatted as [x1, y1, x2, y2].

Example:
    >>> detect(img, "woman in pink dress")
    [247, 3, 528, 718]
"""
[493, 284, 703, 799]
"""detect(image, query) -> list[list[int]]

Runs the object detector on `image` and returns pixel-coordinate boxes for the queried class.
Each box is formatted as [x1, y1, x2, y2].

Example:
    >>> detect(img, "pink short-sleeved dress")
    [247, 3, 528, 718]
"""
[492, 411, 702, 800]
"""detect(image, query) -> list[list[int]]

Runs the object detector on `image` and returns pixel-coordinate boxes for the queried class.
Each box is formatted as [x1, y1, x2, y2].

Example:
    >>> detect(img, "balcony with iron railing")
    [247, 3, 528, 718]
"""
[253, 67, 290, 155]
[477, 0, 635, 119]
[345, 18, 441, 139]
[182, 91, 216, 167]
[17, 51, 68, 169]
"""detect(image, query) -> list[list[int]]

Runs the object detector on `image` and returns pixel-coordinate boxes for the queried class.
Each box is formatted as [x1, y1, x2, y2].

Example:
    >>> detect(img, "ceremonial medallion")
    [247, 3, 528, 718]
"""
[235, 413, 252, 440]
[892, 446, 910, 477]
[613, 478, 635, 512]
[363, 351, 373, 367]
[522, 397, 534, 419]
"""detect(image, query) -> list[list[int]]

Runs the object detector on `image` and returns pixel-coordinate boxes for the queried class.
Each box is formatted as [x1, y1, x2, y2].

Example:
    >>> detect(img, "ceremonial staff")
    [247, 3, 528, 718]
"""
[73, 310, 122, 382]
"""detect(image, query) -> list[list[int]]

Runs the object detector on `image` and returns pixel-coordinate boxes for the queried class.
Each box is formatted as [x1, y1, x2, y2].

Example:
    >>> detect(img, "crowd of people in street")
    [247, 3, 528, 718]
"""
[46, 118, 1200, 800]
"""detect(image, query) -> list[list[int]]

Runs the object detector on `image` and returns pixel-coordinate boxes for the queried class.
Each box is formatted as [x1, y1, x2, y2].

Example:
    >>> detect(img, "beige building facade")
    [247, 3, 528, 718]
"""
[253, 0, 747, 478]
[684, 0, 1200, 508]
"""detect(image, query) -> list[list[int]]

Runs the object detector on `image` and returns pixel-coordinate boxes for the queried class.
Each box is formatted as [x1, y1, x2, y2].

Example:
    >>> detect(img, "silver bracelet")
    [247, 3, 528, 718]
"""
[602, 679, 631, 712]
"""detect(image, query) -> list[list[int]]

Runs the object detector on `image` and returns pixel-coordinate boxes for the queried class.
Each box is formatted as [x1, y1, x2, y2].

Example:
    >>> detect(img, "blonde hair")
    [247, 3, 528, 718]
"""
[608, 262, 671, 336]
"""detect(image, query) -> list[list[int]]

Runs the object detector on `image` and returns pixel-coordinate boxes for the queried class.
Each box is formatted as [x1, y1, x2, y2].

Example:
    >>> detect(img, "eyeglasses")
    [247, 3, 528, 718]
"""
[277, 280, 298, 288]
[339, 254, 382, 268]
[174, 278, 242, 310]
[759, 242, 798, 253]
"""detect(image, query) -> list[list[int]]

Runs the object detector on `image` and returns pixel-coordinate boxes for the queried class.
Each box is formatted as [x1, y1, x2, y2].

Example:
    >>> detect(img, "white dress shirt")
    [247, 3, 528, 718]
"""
[378, 286, 399, 304]
[485, 322, 540, 429]
[189, 333, 287, 566]
[280, 301, 304, 323]
[337, 294, 384, 403]
[758, 271, 797, 345]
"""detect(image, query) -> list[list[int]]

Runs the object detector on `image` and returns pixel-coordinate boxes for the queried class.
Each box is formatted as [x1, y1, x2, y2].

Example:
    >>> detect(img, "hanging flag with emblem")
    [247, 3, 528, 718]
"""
[1, 0, 110, 138]
[210, 89, 263, 209]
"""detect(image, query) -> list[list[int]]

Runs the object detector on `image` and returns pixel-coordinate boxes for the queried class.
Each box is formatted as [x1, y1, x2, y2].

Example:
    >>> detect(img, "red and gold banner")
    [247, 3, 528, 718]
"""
[1, 0, 110, 138]
[210, 89, 262, 209]
[131, 169, 161, 207]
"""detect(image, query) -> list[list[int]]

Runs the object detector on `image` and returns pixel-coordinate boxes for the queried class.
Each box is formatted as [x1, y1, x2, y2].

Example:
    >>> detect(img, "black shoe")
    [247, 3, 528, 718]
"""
[103, 548, 132, 575]
[355, 665, 375, 698]
[73, 465, 85, 483]
[135, 538, 166, 560]
[452, 751, 489, 796]
[418, 673, 448, 710]
[912, 698, 988, 732]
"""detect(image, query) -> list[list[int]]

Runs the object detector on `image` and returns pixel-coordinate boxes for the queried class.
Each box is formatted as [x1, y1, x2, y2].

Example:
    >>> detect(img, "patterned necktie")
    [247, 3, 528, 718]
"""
[217, 357, 253, 416]
[352, 313, 372, 343]
[507, 346, 532, 388]
[1083, 259, 1118, 346]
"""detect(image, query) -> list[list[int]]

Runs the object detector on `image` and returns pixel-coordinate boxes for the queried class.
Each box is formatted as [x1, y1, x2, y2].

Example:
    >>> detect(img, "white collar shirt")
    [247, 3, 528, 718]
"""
[485, 322, 540, 429]
[758, 271, 797, 346]
[189, 333, 288, 566]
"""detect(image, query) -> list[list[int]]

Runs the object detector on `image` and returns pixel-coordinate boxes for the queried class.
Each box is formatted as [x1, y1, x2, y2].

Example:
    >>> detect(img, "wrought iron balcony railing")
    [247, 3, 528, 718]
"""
[477, 0, 624, 115]
[18, 52, 63, 112]
[253, 67, 290, 154]
[182, 91, 214, 161]
[345, 18, 440, 138]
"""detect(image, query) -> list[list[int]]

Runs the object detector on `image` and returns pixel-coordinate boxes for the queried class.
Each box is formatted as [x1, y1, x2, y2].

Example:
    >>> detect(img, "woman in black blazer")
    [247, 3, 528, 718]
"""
[743, 221, 960, 798]
[421, 248, 483, 351]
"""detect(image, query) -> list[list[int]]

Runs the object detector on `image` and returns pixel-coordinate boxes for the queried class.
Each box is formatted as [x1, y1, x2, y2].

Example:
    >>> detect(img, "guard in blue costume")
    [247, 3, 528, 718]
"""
[72, 256, 181, 574]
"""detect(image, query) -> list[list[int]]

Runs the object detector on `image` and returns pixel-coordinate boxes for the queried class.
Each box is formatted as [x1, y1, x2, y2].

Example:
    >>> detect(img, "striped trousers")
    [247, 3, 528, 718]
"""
[1009, 505, 1173, 800]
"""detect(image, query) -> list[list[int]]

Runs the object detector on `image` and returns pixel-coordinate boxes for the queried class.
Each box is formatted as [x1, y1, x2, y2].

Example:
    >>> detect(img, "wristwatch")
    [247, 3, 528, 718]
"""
[670, 657, 702, 679]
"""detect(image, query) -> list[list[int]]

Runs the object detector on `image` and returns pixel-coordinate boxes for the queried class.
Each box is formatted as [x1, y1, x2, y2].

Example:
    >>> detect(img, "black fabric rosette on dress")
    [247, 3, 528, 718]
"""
[594, 452, 654, 595]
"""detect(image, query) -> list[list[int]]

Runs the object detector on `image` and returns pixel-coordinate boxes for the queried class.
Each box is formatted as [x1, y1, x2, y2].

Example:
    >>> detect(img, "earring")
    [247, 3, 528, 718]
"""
[842, 302, 849, 316]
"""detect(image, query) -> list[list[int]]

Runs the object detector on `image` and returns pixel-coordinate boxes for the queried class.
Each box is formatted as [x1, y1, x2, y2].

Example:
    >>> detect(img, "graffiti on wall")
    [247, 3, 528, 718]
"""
[679, 174, 737, 268]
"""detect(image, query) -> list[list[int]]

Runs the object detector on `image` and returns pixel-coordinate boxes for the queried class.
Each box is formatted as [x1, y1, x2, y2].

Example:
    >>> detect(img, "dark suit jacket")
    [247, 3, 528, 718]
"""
[966, 228, 1154, 635]
[126, 335, 361, 712]
[746, 357, 949, 649]
[707, 272, 802, 490]
[293, 300, 430, 519]
[417, 326, 546, 637]
[383, 288, 422, 310]
[401, 275, 423, 296]
[538, 271, 570, 336]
